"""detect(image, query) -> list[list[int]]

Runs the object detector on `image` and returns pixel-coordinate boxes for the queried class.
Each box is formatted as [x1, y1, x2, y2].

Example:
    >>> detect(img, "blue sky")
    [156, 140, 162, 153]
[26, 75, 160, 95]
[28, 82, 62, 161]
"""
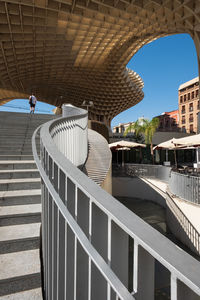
[0, 33, 198, 123]
[0, 98, 55, 114]
[111, 33, 198, 127]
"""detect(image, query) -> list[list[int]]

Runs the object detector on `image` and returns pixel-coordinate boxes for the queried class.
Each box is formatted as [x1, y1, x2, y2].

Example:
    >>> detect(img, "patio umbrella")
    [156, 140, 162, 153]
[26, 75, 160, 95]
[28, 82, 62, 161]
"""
[116, 147, 130, 166]
[153, 138, 178, 166]
[153, 138, 177, 151]
[172, 134, 200, 148]
[172, 134, 200, 166]
[109, 140, 146, 149]
[109, 140, 145, 166]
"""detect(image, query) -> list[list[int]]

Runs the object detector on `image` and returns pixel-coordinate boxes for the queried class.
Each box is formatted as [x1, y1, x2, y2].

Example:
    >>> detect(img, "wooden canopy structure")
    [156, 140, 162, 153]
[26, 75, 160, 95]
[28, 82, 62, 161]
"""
[1, 1, 200, 125]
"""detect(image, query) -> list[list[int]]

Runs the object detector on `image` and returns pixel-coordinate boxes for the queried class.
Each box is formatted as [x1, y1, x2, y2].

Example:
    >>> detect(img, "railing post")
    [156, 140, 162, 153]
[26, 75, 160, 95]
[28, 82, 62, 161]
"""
[110, 220, 129, 299]
[135, 245, 155, 300]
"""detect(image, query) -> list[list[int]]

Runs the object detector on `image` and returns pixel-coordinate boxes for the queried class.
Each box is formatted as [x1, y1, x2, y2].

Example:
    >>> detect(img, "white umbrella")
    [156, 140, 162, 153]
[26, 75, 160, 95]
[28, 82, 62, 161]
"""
[153, 136, 199, 167]
[116, 147, 130, 151]
[172, 134, 200, 167]
[153, 138, 177, 151]
[153, 138, 178, 166]
[109, 140, 146, 149]
[109, 141, 145, 166]
[116, 147, 130, 166]
[116, 147, 131, 166]
[172, 134, 200, 148]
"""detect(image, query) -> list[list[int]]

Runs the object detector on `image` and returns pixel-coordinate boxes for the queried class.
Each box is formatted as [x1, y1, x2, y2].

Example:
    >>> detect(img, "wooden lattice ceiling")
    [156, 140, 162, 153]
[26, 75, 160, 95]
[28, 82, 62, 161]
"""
[0, 0, 200, 122]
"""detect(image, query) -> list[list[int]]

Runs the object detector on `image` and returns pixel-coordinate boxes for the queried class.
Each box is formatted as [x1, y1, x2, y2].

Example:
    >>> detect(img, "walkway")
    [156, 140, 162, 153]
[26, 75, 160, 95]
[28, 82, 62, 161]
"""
[143, 177, 200, 234]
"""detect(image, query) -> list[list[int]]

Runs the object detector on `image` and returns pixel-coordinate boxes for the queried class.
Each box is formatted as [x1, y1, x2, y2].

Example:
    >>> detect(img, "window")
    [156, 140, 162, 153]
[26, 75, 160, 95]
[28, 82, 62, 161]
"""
[192, 91, 194, 99]
[196, 90, 199, 97]
[184, 94, 186, 101]
[198, 101, 200, 110]
[181, 105, 185, 114]
[180, 96, 183, 103]
[182, 116, 185, 124]
[190, 124, 194, 133]
[189, 114, 193, 122]
[189, 103, 193, 112]
[188, 93, 190, 100]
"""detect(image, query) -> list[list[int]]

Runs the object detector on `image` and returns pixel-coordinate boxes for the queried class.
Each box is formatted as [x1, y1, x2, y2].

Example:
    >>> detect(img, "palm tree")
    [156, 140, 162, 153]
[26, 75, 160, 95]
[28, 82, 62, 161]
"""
[124, 117, 159, 163]
[124, 120, 144, 163]
[124, 120, 144, 143]
[142, 118, 160, 163]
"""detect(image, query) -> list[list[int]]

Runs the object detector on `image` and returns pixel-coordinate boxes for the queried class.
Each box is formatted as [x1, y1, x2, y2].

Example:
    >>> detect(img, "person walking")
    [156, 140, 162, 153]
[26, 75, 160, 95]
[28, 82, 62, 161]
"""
[29, 94, 37, 114]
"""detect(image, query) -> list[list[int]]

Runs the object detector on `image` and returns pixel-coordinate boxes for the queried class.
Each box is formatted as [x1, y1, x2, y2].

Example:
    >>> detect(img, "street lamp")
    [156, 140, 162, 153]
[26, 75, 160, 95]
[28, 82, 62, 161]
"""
[81, 100, 93, 111]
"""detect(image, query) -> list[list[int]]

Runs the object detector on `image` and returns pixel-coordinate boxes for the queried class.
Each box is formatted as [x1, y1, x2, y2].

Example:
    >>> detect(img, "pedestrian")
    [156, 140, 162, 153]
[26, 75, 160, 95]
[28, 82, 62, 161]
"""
[29, 94, 37, 114]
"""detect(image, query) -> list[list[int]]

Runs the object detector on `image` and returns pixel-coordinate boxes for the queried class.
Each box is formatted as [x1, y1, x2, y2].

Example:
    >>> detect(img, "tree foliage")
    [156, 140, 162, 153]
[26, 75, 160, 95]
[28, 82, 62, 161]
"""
[124, 117, 160, 163]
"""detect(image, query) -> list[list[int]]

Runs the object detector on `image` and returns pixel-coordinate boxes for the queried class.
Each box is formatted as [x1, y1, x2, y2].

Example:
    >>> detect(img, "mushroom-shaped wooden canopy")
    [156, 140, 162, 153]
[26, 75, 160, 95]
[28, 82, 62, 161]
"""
[1, 1, 200, 125]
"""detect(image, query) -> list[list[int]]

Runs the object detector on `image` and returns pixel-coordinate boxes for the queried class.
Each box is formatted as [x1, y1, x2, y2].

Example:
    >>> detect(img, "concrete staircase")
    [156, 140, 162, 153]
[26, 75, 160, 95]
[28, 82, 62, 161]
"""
[0, 112, 54, 299]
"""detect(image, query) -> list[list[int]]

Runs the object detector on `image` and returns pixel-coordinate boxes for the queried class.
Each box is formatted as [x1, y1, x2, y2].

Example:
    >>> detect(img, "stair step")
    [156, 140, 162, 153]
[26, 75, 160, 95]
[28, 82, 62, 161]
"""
[0, 275, 42, 298]
[0, 161, 36, 170]
[0, 287, 42, 299]
[0, 155, 34, 161]
[0, 189, 41, 206]
[0, 142, 39, 146]
[0, 178, 41, 191]
[0, 249, 40, 280]
[0, 204, 41, 217]
[0, 236, 39, 255]
[0, 213, 41, 226]
[0, 169, 39, 179]
[0, 223, 40, 242]
[0, 151, 34, 155]
[0, 147, 33, 151]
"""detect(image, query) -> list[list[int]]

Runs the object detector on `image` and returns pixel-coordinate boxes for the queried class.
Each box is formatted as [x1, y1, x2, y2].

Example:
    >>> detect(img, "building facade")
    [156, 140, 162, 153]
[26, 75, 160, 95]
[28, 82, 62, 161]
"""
[112, 122, 133, 134]
[112, 117, 146, 135]
[178, 77, 199, 133]
[156, 110, 180, 132]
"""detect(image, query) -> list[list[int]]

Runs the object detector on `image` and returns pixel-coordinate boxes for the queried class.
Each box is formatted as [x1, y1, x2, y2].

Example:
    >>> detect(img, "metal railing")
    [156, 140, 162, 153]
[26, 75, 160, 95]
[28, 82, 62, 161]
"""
[169, 171, 200, 205]
[32, 106, 200, 300]
[125, 163, 170, 182]
[166, 193, 200, 255]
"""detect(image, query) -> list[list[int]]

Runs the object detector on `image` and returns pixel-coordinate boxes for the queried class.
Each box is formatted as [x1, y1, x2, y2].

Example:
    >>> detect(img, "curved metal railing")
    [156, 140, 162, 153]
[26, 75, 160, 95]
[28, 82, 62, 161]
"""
[32, 106, 200, 300]
[166, 192, 200, 255]
[169, 171, 200, 205]
[32, 129, 133, 300]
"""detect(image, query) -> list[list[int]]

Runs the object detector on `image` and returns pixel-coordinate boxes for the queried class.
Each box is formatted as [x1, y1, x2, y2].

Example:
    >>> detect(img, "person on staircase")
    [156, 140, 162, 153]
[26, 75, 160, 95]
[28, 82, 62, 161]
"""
[29, 94, 37, 114]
